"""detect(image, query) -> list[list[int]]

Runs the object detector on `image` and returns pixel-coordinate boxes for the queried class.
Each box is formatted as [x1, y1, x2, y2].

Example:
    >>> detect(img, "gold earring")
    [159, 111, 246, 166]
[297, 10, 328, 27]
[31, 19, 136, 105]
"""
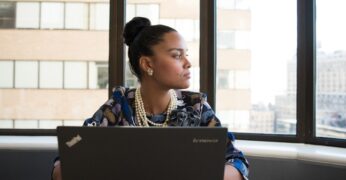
[147, 68, 153, 76]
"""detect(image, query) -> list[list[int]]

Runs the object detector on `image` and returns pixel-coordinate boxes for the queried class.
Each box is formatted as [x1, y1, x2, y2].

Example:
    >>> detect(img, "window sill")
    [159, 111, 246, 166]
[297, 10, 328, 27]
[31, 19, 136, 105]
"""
[1, 136, 345, 167]
[0, 136, 57, 150]
[235, 140, 346, 167]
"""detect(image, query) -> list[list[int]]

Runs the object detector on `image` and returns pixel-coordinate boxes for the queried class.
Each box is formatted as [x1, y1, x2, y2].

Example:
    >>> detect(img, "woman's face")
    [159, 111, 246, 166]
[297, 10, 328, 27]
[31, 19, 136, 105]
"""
[148, 31, 191, 89]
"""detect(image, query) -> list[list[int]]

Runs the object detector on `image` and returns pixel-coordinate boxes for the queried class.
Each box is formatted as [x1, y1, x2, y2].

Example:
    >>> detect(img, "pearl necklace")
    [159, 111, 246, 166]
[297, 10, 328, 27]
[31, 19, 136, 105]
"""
[135, 88, 177, 127]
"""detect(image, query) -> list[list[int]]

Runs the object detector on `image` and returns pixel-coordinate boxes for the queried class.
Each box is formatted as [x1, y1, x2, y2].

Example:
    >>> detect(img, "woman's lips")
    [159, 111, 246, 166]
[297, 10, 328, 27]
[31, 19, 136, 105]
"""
[183, 72, 191, 79]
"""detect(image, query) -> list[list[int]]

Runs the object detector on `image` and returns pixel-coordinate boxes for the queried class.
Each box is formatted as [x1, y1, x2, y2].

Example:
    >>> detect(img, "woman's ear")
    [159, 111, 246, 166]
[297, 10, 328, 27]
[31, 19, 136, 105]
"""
[139, 56, 154, 74]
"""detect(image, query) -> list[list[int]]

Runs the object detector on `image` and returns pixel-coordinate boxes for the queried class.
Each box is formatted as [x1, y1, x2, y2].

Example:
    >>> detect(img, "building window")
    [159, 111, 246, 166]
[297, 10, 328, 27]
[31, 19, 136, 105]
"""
[0, 2, 15, 29]
[89, 3, 109, 30]
[217, 31, 235, 49]
[235, 70, 250, 89]
[39, 61, 63, 89]
[15, 2, 39, 29]
[136, 4, 159, 25]
[41, 2, 64, 29]
[15, 61, 38, 88]
[0, 61, 14, 88]
[217, 31, 251, 49]
[64, 61, 87, 89]
[89, 62, 108, 89]
[217, 70, 234, 89]
[217, 0, 251, 10]
[65, 3, 88, 30]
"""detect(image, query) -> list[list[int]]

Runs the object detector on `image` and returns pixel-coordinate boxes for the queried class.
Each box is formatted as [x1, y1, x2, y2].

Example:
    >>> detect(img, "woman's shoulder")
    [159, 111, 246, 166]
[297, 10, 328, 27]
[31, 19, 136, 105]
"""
[112, 86, 136, 100]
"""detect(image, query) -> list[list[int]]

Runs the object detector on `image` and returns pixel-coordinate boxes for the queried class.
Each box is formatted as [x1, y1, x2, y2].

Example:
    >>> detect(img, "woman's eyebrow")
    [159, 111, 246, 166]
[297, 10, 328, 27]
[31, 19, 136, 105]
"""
[167, 48, 188, 52]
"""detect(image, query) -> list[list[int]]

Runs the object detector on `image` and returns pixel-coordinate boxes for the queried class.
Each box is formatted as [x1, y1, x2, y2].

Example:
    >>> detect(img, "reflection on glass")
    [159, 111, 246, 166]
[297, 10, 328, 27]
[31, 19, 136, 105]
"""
[125, 0, 200, 92]
[216, 0, 297, 134]
[316, 0, 346, 139]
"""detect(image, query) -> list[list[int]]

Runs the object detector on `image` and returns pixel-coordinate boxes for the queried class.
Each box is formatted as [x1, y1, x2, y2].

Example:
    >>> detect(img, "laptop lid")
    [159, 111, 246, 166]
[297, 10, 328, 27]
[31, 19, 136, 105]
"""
[57, 126, 227, 180]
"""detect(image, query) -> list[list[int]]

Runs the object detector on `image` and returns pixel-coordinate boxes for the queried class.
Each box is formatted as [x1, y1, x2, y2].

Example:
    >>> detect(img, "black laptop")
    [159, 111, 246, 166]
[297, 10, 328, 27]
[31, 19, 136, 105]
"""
[57, 126, 227, 180]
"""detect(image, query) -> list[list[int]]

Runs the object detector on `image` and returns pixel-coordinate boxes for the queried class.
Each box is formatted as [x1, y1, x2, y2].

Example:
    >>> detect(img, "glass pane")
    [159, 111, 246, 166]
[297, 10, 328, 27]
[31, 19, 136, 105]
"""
[0, 1, 109, 129]
[0, 61, 14, 88]
[136, 4, 159, 25]
[39, 61, 63, 88]
[89, 61, 108, 89]
[65, 3, 88, 30]
[41, 2, 64, 29]
[16, 2, 40, 29]
[90, 3, 110, 30]
[216, 0, 297, 134]
[15, 61, 38, 88]
[316, 0, 346, 139]
[125, 1, 200, 92]
[0, 2, 15, 28]
[64, 61, 88, 89]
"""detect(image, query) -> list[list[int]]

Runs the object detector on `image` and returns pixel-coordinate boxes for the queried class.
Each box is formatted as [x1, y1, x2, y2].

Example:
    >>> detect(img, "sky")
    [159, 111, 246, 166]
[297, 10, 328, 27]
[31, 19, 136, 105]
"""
[250, 0, 346, 104]
[250, 0, 297, 104]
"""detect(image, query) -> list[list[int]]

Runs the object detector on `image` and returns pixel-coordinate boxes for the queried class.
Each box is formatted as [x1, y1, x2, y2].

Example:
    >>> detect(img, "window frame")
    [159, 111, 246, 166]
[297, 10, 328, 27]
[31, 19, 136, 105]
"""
[1, 0, 345, 148]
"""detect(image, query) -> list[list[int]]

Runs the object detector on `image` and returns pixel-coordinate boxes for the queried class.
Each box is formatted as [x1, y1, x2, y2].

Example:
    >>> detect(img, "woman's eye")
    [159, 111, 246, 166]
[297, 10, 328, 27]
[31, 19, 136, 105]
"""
[173, 54, 182, 59]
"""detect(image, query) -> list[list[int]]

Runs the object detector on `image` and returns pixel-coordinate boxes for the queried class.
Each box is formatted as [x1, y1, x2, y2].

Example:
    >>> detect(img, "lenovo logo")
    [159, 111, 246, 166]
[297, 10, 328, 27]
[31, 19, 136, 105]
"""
[66, 134, 82, 148]
[192, 138, 219, 143]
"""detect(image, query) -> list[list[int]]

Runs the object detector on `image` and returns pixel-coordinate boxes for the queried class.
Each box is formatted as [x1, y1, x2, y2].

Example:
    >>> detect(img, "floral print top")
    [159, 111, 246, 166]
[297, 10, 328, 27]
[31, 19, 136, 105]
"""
[83, 86, 249, 179]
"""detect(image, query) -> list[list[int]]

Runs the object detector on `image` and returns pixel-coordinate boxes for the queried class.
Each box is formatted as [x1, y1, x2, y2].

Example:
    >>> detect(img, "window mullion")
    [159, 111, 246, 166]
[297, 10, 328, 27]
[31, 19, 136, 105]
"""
[296, 0, 316, 143]
[200, 0, 216, 109]
[109, 0, 125, 98]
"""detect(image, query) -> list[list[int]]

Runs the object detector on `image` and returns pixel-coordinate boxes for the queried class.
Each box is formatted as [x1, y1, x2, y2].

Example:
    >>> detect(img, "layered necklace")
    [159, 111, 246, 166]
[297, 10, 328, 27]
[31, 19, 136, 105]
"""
[135, 87, 177, 127]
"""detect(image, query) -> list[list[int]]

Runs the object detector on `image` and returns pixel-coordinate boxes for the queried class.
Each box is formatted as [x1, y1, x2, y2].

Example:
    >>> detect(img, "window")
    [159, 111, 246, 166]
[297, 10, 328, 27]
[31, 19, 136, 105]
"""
[217, 31, 235, 49]
[15, 2, 40, 29]
[90, 3, 110, 30]
[235, 70, 250, 89]
[15, 61, 38, 88]
[64, 61, 88, 89]
[136, 4, 159, 25]
[316, 0, 346, 139]
[217, 70, 234, 89]
[0, 2, 15, 28]
[217, 0, 251, 10]
[175, 19, 195, 42]
[0, 1, 110, 131]
[65, 3, 88, 30]
[89, 62, 108, 89]
[0, 61, 14, 88]
[41, 2, 64, 29]
[39, 61, 63, 89]
[216, 0, 297, 134]
[217, 31, 251, 49]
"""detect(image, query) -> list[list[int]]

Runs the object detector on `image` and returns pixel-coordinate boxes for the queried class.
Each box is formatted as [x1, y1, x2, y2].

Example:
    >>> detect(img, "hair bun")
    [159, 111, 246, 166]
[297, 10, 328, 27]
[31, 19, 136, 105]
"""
[123, 17, 151, 46]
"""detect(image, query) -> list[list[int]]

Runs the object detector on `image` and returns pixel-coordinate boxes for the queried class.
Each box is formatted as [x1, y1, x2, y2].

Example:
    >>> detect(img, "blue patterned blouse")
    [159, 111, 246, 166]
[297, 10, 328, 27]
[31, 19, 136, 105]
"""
[83, 86, 249, 179]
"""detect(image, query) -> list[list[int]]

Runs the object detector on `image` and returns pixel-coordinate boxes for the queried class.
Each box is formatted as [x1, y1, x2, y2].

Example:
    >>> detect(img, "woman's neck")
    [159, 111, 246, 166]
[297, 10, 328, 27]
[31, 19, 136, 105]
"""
[139, 83, 171, 115]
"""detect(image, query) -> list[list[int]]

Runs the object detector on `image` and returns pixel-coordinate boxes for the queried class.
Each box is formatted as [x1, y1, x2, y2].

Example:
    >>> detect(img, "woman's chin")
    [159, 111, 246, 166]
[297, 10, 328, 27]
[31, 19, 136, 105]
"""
[179, 83, 190, 89]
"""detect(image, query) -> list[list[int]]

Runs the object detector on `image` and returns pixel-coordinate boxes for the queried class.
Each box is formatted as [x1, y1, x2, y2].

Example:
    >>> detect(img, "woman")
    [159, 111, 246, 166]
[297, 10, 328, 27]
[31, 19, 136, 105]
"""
[52, 17, 249, 180]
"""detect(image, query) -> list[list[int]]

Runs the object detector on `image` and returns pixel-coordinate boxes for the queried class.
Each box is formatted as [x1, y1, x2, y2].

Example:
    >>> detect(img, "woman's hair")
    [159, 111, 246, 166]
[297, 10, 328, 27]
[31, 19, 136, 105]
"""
[123, 17, 177, 80]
